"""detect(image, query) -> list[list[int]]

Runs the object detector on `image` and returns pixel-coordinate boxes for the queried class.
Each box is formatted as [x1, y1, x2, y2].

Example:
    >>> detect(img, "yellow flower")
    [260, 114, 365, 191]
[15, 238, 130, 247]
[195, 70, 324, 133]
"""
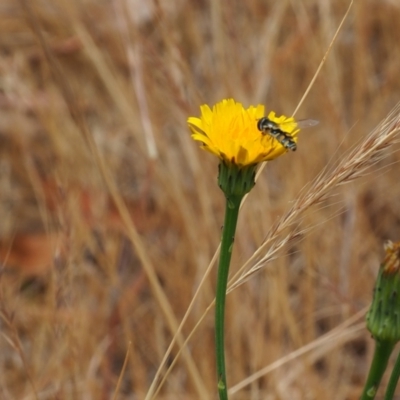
[187, 98, 299, 167]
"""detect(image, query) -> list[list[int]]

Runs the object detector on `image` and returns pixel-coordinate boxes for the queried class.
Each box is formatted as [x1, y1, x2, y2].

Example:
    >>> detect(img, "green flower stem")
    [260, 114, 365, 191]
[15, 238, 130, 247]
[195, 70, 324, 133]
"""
[384, 349, 400, 400]
[360, 340, 396, 400]
[215, 195, 242, 400]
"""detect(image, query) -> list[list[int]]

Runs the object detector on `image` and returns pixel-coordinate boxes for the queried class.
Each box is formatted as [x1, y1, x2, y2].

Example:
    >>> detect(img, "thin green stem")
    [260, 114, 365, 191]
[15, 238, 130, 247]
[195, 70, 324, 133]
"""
[384, 348, 400, 400]
[360, 340, 395, 400]
[215, 195, 242, 400]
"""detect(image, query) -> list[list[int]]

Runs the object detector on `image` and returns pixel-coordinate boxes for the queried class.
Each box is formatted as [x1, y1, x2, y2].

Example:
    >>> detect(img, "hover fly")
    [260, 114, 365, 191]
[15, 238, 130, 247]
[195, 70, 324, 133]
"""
[257, 117, 319, 151]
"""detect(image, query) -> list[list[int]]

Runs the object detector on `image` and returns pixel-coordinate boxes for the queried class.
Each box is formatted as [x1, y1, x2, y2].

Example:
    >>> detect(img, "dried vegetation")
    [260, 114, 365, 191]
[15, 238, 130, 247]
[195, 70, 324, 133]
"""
[1, 1, 400, 399]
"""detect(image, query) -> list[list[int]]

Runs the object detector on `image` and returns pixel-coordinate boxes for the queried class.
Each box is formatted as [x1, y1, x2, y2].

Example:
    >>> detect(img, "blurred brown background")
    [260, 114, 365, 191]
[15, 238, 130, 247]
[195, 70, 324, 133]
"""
[1, 0, 400, 399]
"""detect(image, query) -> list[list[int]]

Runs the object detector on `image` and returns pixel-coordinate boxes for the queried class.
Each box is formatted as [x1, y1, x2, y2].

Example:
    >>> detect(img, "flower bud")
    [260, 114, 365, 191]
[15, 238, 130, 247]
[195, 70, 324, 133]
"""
[366, 241, 400, 342]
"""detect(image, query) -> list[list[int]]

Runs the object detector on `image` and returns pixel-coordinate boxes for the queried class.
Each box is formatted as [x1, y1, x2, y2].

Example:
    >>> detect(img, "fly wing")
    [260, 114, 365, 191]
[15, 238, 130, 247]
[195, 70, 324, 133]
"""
[295, 119, 319, 129]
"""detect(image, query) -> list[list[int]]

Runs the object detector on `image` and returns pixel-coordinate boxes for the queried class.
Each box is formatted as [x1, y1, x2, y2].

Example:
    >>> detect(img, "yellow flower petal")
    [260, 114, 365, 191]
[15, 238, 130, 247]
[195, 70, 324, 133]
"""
[187, 98, 300, 167]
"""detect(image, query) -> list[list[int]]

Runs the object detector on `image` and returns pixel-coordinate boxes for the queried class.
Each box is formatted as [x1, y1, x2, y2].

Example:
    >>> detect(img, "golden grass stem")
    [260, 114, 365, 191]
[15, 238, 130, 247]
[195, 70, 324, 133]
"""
[112, 341, 132, 400]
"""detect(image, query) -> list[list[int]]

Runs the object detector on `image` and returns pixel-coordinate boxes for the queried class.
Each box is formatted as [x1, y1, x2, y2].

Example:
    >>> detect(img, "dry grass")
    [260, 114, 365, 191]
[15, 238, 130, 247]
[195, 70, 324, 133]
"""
[1, 1, 400, 399]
